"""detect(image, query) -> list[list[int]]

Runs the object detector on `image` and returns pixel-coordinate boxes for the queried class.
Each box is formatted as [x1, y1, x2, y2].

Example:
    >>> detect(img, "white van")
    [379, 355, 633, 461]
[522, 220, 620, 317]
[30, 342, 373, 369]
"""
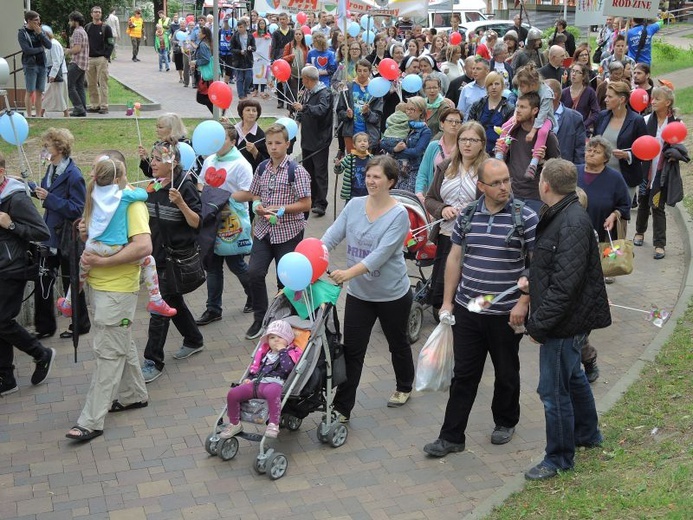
[426, 0, 489, 32]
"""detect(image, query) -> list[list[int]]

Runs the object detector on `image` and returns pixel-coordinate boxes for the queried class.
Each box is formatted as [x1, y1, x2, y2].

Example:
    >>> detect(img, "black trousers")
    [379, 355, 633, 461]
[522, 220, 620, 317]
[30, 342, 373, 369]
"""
[438, 305, 521, 445]
[427, 234, 452, 309]
[67, 62, 87, 114]
[247, 233, 303, 322]
[34, 251, 90, 336]
[0, 278, 49, 376]
[143, 269, 204, 370]
[333, 291, 415, 419]
[302, 146, 330, 211]
[636, 189, 667, 248]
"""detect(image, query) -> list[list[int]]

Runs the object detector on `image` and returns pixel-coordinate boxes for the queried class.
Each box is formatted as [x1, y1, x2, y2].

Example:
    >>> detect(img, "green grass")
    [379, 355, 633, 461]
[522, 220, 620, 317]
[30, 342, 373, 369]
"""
[651, 40, 693, 76]
[675, 86, 693, 115]
[486, 236, 693, 519]
[107, 77, 152, 105]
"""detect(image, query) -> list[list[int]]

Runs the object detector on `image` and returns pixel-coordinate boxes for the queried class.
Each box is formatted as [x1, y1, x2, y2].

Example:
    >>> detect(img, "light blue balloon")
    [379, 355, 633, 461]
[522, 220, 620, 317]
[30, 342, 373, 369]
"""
[367, 77, 391, 98]
[0, 112, 29, 146]
[360, 15, 372, 30]
[175, 30, 187, 42]
[291, 14, 298, 23]
[361, 30, 375, 44]
[259, 12, 267, 18]
[178, 142, 196, 170]
[276, 117, 298, 141]
[192, 120, 226, 156]
[401, 74, 423, 94]
[269, 23, 278, 34]
[502, 89, 512, 98]
[347, 22, 360, 38]
[277, 252, 313, 291]
[304, 34, 313, 47]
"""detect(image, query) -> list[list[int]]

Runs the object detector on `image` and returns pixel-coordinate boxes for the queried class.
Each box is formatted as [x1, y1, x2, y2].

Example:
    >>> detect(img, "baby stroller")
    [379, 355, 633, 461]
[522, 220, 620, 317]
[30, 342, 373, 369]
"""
[204, 286, 347, 480]
[391, 189, 440, 343]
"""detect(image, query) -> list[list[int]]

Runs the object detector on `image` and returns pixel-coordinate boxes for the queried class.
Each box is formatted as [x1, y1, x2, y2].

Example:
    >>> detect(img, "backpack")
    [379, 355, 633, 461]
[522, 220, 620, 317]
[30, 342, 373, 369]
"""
[256, 158, 297, 184]
[456, 198, 527, 267]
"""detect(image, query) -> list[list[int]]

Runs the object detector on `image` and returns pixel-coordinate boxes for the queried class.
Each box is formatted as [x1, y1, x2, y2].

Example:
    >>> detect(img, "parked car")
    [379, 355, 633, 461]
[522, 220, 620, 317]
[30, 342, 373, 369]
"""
[427, 10, 488, 32]
[459, 20, 537, 40]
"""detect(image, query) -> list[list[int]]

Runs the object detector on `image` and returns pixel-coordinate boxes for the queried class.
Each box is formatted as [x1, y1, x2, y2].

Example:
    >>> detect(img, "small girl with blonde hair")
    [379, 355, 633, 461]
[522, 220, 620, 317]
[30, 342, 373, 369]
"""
[57, 158, 176, 318]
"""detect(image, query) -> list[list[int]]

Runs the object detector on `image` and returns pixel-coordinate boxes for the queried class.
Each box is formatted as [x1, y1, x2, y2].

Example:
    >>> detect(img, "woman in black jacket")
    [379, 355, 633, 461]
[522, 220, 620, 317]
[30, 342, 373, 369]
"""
[593, 81, 648, 199]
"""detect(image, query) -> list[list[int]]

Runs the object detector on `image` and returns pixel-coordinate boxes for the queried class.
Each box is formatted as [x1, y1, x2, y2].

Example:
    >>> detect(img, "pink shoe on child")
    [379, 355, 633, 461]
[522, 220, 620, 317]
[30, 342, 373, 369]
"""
[56, 297, 73, 318]
[265, 423, 280, 438]
[147, 299, 177, 317]
[219, 422, 243, 439]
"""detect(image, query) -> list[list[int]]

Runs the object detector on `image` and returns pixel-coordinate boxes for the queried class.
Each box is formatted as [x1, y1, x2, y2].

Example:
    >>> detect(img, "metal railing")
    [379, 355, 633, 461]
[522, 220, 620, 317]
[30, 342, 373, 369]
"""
[662, 6, 693, 24]
[1, 50, 23, 111]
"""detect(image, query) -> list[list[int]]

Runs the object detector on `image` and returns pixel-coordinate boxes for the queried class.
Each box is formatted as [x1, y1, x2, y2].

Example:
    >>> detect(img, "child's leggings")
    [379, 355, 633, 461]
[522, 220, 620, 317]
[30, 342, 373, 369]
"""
[227, 381, 283, 425]
[495, 116, 552, 159]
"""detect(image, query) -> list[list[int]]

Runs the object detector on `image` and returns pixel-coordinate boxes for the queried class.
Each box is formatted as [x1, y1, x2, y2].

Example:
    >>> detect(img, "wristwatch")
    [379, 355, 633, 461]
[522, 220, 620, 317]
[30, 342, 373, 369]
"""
[8, 221, 16, 231]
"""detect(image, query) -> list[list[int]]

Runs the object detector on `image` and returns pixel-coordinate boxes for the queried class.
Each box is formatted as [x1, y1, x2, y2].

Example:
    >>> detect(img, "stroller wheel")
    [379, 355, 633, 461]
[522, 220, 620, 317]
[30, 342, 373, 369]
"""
[253, 454, 267, 474]
[407, 302, 424, 344]
[204, 433, 219, 456]
[279, 414, 287, 428]
[286, 416, 302, 431]
[328, 423, 348, 448]
[266, 452, 288, 480]
[218, 437, 239, 461]
[432, 306, 441, 324]
[317, 418, 330, 443]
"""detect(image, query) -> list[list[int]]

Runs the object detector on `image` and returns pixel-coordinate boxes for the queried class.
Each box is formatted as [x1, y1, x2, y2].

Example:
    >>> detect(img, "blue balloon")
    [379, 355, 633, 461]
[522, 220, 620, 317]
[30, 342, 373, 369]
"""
[277, 252, 313, 291]
[259, 12, 267, 18]
[276, 117, 299, 141]
[304, 34, 313, 47]
[347, 22, 360, 38]
[502, 89, 512, 98]
[0, 112, 29, 146]
[360, 15, 372, 30]
[269, 23, 278, 34]
[178, 142, 196, 170]
[367, 77, 391, 98]
[361, 30, 375, 44]
[192, 120, 226, 156]
[401, 74, 423, 94]
[175, 30, 187, 42]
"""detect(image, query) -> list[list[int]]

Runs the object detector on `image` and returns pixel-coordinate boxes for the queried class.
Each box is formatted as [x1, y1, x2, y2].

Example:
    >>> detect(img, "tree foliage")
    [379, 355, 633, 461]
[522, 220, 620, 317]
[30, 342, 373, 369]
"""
[32, 0, 118, 35]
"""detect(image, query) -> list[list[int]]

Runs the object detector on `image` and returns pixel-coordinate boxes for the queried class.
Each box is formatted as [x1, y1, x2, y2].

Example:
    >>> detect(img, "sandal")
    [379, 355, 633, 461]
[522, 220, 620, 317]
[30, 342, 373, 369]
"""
[654, 248, 666, 260]
[65, 425, 103, 441]
[109, 400, 148, 413]
[633, 234, 644, 246]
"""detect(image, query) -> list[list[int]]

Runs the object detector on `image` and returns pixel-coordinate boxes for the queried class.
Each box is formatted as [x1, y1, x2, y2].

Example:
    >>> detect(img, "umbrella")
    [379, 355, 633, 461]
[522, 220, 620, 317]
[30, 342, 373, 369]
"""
[69, 219, 82, 362]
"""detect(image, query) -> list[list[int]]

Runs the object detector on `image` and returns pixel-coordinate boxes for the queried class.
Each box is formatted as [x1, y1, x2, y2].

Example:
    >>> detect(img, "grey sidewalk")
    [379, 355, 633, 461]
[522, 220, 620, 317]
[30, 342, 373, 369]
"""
[1, 43, 691, 520]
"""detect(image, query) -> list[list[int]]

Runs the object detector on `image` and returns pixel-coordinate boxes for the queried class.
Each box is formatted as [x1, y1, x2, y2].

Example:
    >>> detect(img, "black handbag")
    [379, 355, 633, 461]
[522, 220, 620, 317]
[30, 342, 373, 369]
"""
[155, 203, 205, 295]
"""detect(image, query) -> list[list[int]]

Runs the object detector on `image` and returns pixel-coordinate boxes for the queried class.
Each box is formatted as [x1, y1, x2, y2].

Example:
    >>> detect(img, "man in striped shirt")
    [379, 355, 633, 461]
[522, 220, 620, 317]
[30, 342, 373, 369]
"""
[424, 158, 538, 458]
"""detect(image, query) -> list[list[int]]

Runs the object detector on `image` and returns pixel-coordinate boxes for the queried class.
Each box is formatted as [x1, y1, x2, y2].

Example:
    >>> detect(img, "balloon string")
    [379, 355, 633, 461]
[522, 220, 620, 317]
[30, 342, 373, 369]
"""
[236, 136, 266, 153]
[135, 117, 143, 148]
[610, 303, 651, 315]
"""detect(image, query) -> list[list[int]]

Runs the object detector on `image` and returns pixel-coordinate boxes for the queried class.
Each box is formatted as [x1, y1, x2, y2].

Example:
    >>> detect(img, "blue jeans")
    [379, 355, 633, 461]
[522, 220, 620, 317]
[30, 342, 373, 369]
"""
[205, 253, 250, 315]
[538, 334, 602, 470]
[236, 69, 253, 98]
[158, 48, 170, 70]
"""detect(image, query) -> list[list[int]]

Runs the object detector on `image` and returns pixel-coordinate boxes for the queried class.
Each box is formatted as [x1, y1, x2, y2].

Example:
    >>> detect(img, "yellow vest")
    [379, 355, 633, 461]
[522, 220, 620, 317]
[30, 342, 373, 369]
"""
[127, 16, 144, 38]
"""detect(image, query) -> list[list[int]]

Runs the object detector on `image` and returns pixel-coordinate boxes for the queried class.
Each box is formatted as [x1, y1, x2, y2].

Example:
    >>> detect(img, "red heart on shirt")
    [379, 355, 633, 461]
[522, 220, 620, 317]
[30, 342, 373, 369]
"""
[205, 166, 227, 188]
[317, 56, 328, 67]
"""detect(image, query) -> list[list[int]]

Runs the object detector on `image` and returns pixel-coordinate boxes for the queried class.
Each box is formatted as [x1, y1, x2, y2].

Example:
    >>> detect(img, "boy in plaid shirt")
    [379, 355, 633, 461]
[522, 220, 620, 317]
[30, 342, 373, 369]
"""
[244, 123, 312, 340]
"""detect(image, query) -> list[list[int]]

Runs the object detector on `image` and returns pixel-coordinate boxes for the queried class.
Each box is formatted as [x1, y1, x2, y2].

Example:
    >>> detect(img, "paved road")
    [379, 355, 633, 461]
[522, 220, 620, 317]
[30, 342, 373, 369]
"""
[1, 39, 692, 520]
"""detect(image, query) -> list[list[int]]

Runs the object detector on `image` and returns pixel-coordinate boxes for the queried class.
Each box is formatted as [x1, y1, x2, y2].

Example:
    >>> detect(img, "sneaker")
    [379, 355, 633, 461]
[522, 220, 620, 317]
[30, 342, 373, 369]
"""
[196, 309, 221, 326]
[387, 390, 411, 408]
[525, 163, 538, 179]
[98, 108, 109, 114]
[56, 297, 72, 318]
[491, 425, 515, 445]
[0, 374, 18, 396]
[87, 107, 101, 113]
[31, 348, 55, 386]
[219, 422, 243, 439]
[604, 277, 615, 285]
[312, 207, 326, 217]
[525, 461, 559, 481]
[141, 360, 163, 383]
[173, 345, 204, 360]
[265, 423, 280, 438]
[423, 438, 465, 457]
[331, 411, 349, 424]
[584, 361, 600, 383]
[147, 299, 177, 317]
[245, 319, 263, 340]
[243, 299, 253, 314]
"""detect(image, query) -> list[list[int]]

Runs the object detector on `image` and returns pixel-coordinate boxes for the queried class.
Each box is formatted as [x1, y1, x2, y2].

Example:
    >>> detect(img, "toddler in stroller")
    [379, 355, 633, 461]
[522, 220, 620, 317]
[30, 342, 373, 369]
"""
[220, 320, 301, 439]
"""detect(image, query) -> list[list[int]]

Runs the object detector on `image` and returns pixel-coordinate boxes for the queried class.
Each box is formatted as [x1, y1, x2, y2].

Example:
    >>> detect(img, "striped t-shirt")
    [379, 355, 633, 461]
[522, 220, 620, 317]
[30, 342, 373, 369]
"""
[451, 197, 538, 315]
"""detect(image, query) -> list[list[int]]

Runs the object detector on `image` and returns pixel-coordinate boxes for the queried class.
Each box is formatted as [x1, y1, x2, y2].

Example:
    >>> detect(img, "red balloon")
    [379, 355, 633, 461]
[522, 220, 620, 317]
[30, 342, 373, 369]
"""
[295, 238, 329, 283]
[271, 59, 291, 82]
[378, 58, 400, 81]
[296, 11, 307, 25]
[630, 88, 649, 112]
[186, 15, 194, 24]
[632, 135, 661, 161]
[661, 121, 688, 144]
[449, 31, 463, 45]
[208, 81, 233, 109]
[301, 25, 312, 35]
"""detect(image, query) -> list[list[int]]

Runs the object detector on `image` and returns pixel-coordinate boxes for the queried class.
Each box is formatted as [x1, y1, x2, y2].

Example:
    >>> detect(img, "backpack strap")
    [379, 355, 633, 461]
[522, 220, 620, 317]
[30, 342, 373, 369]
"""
[506, 199, 526, 256]
[457, 200, 479, 268]
[257, 158, 295, 184]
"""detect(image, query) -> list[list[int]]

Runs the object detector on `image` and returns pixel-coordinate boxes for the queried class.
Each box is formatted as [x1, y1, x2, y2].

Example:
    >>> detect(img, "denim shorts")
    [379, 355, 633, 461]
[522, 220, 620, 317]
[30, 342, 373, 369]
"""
[24, 63, 46, 92]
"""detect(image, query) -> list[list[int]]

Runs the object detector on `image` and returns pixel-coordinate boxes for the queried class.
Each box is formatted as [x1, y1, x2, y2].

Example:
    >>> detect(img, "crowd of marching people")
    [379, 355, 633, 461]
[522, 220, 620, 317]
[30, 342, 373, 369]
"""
[4, 5, 690, 481]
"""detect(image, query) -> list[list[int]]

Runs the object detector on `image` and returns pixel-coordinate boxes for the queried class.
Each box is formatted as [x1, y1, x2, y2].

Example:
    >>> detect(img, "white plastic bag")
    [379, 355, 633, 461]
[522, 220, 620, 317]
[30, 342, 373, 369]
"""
[415, 311, 455, 392]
